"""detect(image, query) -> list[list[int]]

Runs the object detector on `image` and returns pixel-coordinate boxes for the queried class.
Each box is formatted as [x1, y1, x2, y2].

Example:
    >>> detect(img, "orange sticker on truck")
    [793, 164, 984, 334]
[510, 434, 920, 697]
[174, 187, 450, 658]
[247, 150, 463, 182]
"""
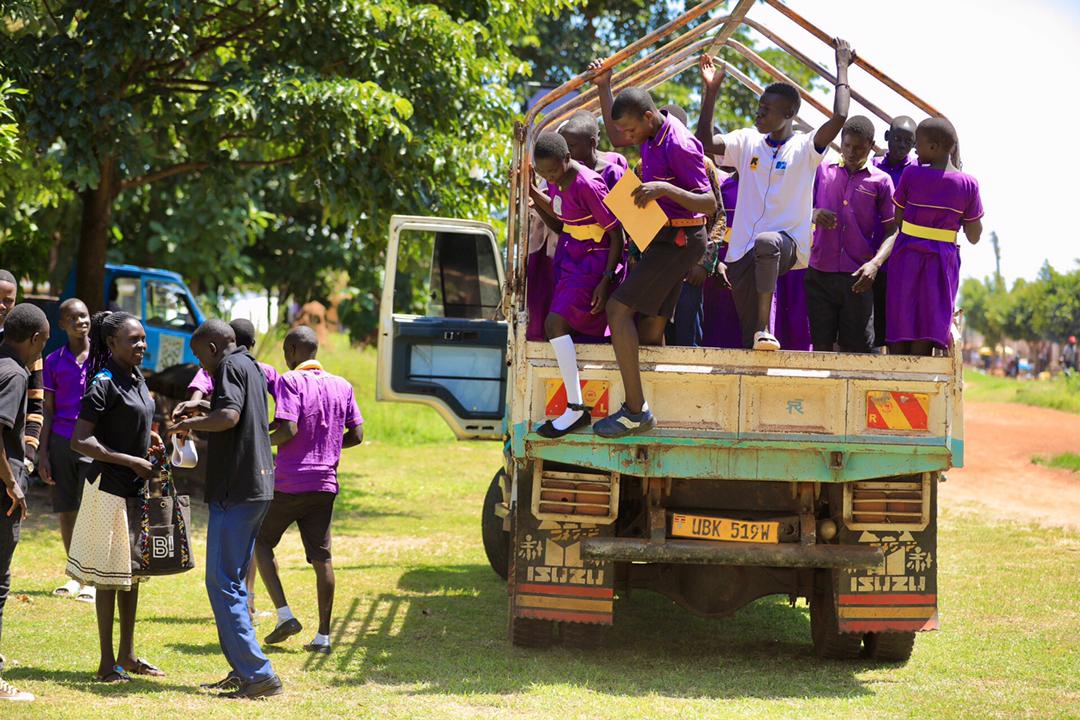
[866, 391, 930, 431]
[545, 380, 610, 419]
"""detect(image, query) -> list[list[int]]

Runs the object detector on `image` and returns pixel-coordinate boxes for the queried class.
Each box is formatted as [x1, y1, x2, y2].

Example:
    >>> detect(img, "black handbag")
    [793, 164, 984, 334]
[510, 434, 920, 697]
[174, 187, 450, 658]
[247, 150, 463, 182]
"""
[127, 447, 195, 576]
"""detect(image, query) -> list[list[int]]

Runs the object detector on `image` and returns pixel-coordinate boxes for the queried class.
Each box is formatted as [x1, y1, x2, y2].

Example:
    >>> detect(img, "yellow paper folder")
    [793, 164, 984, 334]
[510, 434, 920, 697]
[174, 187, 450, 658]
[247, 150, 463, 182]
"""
[602, 171, 669, 252]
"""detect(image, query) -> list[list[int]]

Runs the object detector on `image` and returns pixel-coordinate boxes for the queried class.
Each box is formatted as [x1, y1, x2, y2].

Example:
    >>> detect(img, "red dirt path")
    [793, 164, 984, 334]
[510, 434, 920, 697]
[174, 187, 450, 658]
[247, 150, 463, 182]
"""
[944, 402, 1080, 531]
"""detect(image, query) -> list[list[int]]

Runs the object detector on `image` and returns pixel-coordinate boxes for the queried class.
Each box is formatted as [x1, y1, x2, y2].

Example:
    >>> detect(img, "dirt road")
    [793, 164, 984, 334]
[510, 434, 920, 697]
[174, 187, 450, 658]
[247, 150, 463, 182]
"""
[945, 402, 1080, 531]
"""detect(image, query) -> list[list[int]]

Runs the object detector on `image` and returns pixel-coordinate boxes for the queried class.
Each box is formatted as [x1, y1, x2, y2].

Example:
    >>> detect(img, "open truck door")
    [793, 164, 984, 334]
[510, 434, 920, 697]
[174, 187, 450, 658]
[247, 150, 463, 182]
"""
[376, 215, 508, 440]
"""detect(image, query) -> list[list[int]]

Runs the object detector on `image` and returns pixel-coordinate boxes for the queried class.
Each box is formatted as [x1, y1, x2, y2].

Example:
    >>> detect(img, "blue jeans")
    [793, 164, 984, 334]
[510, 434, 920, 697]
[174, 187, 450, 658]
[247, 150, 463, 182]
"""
[206, 500, 274, 683]
[665, 281, 704, 347]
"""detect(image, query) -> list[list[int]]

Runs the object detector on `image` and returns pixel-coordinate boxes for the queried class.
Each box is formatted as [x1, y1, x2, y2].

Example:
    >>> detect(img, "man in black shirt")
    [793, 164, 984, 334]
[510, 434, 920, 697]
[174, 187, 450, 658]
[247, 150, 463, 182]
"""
[0, 271, 43, 477]
[0, 304, 48, 703]
[173, 319, 280, 699]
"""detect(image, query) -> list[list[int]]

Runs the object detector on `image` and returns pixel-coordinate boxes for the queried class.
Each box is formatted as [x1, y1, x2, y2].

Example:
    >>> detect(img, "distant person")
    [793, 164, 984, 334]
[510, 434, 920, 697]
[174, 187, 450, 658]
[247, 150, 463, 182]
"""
[805, 116, 897, 352]
[0, 271, 43, 486]
[529, 132, 624, 438]
[255, 327, 363, 655]
[587, 64, 716, 437]
[696, 42, 855, 350]
[40, 299, 94, 603]
[173, 320, 281, 699]
[886, 118, 983, 356]
[0, 304, 49, 703]
[1063, 336, 1078, 373]
[187, 318, 278, 404]
[68, 311, 166, 683]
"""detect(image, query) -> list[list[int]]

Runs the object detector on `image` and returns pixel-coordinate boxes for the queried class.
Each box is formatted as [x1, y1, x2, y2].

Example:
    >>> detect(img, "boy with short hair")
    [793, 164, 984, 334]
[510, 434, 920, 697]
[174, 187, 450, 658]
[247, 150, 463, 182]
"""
[0, 272, 43, 483]
[40, 298, 94, 602]
[587, 65, 717, 437]
[255, 326, 363, 655]
[696, 42, 855, 350]
[187, 318, 278, 403]
[805, 116, 897, 352]
[558, 110, 628, 191]
[0, 303, 50, 703]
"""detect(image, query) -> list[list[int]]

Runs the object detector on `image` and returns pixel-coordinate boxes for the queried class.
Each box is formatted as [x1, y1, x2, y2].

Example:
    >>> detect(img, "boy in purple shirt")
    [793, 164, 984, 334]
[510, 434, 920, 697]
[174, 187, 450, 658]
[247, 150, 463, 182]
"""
[40, 298, 93, 601]
[887, 117, 983, 355]
[587, 65, 717, 437]
[805, 116, 898, 353]
[697, 43, 854, 351]
[558, 110, 628, 191]
[186, 318, 278, 403]
[255, 326, 363, 655]
[871, 115, 917, 347]
[530, 132, 624, 438]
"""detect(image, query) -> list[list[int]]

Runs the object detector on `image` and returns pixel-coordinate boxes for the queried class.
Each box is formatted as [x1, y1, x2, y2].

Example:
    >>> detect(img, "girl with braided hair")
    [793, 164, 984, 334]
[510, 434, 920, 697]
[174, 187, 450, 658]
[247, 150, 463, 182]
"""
[66, 311, 166, 683]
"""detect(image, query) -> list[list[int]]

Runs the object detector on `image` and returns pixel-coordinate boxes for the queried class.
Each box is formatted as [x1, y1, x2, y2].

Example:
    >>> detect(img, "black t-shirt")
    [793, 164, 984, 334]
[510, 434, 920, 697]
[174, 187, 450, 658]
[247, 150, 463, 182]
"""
[205, 347, 274, 503]
[0, 347, 28, 470]
[79, 360, 154, 498]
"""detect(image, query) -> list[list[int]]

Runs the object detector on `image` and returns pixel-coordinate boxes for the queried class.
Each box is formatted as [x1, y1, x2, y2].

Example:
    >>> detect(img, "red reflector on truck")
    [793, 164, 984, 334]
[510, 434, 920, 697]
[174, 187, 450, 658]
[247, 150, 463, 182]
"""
[866, 391, 930, 431]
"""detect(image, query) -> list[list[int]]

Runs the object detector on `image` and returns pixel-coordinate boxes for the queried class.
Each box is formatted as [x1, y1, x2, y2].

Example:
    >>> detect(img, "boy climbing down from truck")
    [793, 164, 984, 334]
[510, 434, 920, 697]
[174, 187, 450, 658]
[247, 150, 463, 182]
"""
[696, 40, 855, 351]
[530, 132, 625, 438]
[886, 117, 983, 356]
[585, 64, 716, 438]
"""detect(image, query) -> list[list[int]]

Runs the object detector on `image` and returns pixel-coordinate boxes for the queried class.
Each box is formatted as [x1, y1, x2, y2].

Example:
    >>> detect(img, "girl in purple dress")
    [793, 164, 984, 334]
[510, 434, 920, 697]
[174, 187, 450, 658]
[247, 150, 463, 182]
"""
[886, 118, 983, 355]
[529, 132, 625, 437]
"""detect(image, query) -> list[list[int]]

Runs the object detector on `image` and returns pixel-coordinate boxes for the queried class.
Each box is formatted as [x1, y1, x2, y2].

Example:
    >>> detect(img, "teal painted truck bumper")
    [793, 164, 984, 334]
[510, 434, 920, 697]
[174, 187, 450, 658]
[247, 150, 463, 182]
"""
[512, 423, 961, 481]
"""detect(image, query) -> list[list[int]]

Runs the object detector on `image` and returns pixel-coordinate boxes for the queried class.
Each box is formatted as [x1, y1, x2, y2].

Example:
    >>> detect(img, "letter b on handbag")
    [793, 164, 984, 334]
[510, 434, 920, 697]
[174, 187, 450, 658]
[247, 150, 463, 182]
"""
[127, 451, 195, 576]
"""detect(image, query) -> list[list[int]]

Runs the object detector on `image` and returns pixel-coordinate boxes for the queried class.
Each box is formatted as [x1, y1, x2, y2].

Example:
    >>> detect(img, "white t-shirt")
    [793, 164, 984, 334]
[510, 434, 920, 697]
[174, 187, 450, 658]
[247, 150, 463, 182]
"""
[720, 128, 826, 267]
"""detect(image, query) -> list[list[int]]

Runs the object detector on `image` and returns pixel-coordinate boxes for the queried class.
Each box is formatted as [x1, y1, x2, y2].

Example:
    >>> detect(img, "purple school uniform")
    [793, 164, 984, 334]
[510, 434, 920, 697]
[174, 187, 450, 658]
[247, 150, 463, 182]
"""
[873, 153, 917, 190]
[42, 345, 88, 439]
[886, 166, 984, 348]
[526, 207, 558, 342]
[702, 175, 743, 349]
[639, 112, 712, 220]
[774, 269, 812, 351]
[188, 362, 280, 401]
[548, 164, 620, 338]
[273, 363, 363, 495]
[598, 151, 629, 191]
[811, 161, 896, 273]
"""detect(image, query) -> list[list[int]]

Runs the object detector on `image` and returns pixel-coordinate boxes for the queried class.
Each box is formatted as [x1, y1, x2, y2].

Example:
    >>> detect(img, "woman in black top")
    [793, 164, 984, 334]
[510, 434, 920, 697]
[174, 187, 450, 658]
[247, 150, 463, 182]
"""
[66, 312, 165, 683]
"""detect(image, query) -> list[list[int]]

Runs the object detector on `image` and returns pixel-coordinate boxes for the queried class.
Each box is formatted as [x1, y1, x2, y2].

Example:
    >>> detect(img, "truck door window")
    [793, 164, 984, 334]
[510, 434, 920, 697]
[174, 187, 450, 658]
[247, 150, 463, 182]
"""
[145, 281, 197, 331]
[109, 277, 141, 317]
[393, 230, 501, 320]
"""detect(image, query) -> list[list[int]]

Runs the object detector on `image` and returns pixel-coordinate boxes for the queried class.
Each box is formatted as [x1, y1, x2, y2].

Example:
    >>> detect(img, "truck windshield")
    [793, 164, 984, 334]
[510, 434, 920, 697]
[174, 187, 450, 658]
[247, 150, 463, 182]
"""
[145, 280, 197, 331]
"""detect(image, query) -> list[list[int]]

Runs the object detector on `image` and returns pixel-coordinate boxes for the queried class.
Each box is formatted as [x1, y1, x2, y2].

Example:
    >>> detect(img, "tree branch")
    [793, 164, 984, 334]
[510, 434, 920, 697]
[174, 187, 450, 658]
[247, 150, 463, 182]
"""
[120, 151, 308, 191]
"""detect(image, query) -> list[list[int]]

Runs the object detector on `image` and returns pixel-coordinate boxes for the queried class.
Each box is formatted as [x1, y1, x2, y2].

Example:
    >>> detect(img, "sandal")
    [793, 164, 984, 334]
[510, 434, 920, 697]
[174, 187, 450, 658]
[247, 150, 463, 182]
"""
[123, 658, 165, 677]
[75, 586, 96, 604]
[54, 579, 81, 597]
[96, 665, 132, 684]
[536, 404, 592, 439]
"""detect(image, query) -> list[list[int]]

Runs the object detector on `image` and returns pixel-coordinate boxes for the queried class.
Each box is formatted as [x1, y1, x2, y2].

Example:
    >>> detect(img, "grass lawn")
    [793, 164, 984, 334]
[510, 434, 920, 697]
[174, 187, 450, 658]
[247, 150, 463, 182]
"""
[1033, 452, 1080, 474]
[964, 368, 1080, 415]
[3, 340, 1077, 719]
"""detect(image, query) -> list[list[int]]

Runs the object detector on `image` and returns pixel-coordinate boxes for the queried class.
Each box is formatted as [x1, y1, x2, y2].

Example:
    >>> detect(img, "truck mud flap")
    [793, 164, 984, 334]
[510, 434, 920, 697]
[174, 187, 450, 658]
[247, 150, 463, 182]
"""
[835, 473, 939, 632]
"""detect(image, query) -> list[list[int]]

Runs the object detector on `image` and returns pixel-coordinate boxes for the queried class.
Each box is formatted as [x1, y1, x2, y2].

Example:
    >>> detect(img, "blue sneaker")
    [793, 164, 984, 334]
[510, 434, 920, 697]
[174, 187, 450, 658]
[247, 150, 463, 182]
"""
[593, 403, 656, 438]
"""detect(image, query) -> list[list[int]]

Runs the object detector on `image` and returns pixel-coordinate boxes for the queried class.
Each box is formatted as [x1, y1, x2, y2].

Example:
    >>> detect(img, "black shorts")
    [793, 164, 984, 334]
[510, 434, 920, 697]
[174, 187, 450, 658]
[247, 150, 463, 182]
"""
[611, 225, 707, 319]
[256, 491, 336, 563]
[804, 267, 875, 353]
[48, 433, 91, 514]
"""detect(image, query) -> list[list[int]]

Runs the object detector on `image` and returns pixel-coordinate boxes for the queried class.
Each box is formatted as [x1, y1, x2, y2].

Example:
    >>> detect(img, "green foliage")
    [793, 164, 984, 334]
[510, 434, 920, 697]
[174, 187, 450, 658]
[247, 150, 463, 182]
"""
[962, 261, 1080, 346]
[964, 368, 1080, 415]
[1032, 452, 1080, 474]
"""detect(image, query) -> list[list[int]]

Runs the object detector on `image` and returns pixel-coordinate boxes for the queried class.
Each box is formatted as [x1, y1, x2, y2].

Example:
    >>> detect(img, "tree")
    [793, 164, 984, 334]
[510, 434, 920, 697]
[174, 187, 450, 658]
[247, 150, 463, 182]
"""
[4, 0, 571, 309]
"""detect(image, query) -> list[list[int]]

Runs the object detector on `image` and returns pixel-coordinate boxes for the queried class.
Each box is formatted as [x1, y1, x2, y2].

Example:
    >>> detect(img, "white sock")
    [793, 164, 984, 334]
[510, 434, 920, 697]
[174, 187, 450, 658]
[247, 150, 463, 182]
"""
[550, 335, 584, 431]
[276, 606, 295, 624]
[311, 632, 330, 647]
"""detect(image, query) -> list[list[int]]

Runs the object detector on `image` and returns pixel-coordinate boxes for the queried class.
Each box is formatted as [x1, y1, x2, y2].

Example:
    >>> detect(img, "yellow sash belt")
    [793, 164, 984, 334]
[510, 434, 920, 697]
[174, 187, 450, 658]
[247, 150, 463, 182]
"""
[563, 223, 606, 243]
[902, 220, 958, 244]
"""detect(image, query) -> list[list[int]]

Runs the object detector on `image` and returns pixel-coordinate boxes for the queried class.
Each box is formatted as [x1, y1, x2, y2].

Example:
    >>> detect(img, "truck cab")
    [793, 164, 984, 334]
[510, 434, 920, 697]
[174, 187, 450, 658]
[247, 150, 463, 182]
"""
[377, 0, 960, 662]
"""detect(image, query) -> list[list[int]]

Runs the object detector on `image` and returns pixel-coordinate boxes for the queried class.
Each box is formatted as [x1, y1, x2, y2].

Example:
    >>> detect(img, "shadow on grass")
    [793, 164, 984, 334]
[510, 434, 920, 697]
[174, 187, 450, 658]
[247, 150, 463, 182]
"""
[4, 667, 192, 696]
[303, 564, 876, 701]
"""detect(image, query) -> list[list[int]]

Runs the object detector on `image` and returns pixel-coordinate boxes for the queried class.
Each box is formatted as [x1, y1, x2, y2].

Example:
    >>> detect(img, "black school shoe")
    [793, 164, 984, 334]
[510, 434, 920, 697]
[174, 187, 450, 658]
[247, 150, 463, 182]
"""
[221, 674, 283, 700]
[536, 405, 592, 439]
[199, 672, 242, 692]
[264, 618, 302, 644]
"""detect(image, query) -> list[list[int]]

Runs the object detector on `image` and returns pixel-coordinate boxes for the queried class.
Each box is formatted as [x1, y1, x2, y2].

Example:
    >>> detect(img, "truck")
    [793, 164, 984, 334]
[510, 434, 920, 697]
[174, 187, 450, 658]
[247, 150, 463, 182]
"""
[376, 0, 960, 662]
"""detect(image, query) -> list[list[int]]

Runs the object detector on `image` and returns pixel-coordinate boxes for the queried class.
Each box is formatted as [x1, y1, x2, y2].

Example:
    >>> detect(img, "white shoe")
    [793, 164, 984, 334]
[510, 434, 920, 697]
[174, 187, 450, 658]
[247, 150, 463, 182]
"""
[53, 579, 81, 597]
[75, 585, 96, 604]
[0, 677, 34, 702]
[753, 331, 781, 351]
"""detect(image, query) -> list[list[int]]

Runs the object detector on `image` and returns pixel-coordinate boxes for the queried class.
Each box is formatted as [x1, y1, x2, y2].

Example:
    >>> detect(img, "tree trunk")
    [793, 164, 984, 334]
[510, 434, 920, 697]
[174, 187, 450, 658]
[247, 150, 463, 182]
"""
[76, 156, 117, 313]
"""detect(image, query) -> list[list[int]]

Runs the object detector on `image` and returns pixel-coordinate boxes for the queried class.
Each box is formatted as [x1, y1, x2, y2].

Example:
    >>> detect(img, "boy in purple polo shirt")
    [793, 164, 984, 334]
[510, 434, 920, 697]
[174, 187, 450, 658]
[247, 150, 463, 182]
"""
[871, 115, 917, 347]
[255, 326, 363, 655]
[805, 116, 897, 353]
[587, 64, 717, 437]
[39, 298, 93, 601]
[186, 318, 278, 404]
[530, 132, 624, 437]
[697, 43, 854, 351]
[887, 117, 983, 355]
[558, 111, 628, 191]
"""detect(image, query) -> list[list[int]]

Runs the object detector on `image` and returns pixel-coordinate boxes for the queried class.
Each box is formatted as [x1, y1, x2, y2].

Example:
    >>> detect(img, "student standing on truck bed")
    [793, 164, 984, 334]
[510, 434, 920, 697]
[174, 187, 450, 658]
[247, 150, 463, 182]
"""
[586, 64, 716, 438]
[0, 272, 44, 484]
[530, 132, 625, 437]
[886, 117, 983, 356]
[40, 298, 95, 603]
[806, 116, 898, 352]
[255, 326, 363, 655]
[696, 41, 855, 351]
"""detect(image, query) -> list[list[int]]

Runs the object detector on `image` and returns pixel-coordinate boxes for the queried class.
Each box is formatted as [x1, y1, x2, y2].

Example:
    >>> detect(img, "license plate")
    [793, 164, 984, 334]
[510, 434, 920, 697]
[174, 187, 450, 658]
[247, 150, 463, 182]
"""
[671, 513, 780, 544]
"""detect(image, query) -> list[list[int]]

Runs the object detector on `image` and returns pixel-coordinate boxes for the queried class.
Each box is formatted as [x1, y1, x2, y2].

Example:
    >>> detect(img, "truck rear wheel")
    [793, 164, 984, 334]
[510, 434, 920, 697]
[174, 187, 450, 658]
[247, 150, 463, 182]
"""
[511, 616, 554, 648]
[560, 622, 606, 650]
[863, 631, 916, 663]
[810, 579, 862, 659]
[481, 469, 510, 580]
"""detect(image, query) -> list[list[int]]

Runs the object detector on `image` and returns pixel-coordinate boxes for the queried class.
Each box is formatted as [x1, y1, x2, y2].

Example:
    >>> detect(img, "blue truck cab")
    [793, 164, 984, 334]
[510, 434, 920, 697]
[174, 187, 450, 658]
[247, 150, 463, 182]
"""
[43, 263, 206, 374]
